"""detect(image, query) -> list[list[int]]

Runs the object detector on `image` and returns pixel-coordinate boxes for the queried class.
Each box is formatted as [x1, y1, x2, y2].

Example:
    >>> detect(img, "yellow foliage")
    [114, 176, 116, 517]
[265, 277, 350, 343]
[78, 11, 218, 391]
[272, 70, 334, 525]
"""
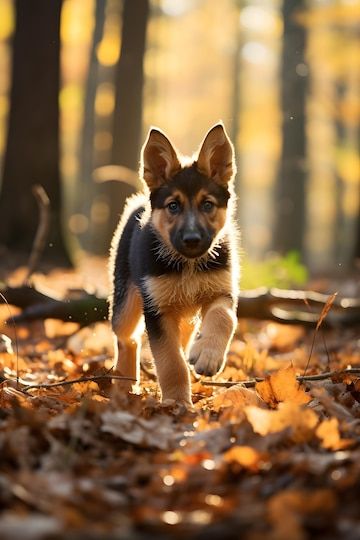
[0, 0, 13, 40]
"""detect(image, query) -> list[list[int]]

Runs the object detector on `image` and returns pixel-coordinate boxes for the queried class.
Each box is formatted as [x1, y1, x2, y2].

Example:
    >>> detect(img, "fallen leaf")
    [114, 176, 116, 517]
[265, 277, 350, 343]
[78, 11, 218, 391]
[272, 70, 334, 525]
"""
[256, 365, 310, 407]
[245, 402, 318, 442]
[223, 445, 265, 471]
[316, 292, 338, 331]
[101, 409, 175, 451]
[213, 384, 262, 412]
[316, 417, 353, 450]
[192, 381, 213, 398]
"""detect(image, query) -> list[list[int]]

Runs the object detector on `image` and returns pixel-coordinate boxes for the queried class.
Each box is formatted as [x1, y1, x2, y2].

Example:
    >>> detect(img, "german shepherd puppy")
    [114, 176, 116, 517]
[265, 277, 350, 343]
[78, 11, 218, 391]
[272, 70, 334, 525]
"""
[109, 123, 239, 406]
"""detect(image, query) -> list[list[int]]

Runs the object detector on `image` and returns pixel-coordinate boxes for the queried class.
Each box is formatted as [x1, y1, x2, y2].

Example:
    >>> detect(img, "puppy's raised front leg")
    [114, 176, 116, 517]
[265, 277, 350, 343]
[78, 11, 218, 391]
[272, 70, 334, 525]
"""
[145, 309, 192, 406]
[189, 296, 237, 376]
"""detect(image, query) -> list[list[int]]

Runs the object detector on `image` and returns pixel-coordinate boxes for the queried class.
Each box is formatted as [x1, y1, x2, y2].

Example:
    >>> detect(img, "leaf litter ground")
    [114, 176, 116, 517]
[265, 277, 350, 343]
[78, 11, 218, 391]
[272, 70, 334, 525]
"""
[0, 263, 360, 540]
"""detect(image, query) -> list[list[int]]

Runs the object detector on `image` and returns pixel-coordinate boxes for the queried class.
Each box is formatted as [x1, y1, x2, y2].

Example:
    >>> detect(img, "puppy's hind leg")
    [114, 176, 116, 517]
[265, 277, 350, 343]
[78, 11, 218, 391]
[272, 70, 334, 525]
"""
[110, 283, 143, 393]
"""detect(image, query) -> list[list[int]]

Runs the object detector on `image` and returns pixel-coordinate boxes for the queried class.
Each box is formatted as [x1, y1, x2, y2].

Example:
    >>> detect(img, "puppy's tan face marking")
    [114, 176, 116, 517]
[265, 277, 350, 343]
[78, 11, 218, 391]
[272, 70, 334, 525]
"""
[193, 189, 227, 236]
[151, 187, 228, 258]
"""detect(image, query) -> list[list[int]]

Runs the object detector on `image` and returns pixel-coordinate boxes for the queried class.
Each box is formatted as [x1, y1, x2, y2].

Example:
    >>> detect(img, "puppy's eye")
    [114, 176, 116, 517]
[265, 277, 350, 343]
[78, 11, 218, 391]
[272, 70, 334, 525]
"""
[202, 200, 215, 212]
[167, 201, 181, 214]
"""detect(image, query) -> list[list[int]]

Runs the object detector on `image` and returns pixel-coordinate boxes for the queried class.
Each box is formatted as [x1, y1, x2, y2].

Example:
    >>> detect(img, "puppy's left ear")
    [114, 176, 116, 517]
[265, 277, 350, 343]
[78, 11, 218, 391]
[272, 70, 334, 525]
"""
[141, 128, 181, 190]
[196, 124, 235, 186]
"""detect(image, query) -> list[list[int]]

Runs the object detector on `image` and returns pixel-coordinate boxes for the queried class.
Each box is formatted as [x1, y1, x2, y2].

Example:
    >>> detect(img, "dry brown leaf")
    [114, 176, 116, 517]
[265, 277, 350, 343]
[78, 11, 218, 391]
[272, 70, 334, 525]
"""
[101, 410, 175, 450]
[316, 292, 338, 331]
[245, 402, 318, 442]
[256, 365, 310, 407]
[0, 385, 33, 409]
[213, 384, 262, 413]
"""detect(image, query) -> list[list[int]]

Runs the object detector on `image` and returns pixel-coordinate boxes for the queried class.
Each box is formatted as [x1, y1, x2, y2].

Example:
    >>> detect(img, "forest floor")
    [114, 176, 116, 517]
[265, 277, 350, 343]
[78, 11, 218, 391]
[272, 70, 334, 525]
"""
[0, 261, 359, 540]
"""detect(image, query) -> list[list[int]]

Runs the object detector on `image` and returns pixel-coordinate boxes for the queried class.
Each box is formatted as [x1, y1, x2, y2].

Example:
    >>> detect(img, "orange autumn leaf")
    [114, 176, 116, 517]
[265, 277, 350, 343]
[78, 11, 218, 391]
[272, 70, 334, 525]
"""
[316, 417, 353, 450]
[192, 381, 213, 398]
[245, 402, 318, 443]
[213, 384, 262, 412]
[223, 445, 264, 471]
[256, 365, 310, 407]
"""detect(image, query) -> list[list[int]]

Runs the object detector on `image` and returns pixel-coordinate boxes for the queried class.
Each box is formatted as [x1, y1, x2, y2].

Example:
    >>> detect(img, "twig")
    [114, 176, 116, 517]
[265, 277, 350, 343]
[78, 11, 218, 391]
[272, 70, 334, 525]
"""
[22, 374, 136, 392]
[24, 184, 50, 283]
[302, 292, 338, 378]
[201, 367, 360, 388]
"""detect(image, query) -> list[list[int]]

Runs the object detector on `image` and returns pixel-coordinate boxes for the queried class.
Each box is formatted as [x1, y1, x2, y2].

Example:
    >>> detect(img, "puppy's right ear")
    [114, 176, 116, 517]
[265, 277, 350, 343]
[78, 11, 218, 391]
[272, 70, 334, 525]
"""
[141, 128, 181, 190]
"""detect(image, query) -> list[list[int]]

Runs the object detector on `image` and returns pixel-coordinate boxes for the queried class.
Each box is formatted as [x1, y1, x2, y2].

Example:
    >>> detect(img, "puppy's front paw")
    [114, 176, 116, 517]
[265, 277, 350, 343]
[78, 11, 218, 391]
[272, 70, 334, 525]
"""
[189, 337, 226, 376]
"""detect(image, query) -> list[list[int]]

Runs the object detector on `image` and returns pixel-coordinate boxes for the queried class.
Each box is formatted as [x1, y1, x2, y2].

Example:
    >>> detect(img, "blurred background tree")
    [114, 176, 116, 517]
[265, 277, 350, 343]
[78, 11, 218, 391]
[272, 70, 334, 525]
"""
[0, 0, 358, 277]
[274, 0, 306, 255]
[0, 0, 70, 264]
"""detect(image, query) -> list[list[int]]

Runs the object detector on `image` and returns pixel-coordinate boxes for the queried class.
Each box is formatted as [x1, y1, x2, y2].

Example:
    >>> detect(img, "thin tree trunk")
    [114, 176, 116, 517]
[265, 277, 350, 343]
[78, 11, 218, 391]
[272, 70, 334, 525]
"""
[78, 0, 106, 253]
[0, 0, 70, 265]
[79, 0, 106, 196]
[274, 0, 307, 255]
[111, 0, 149, 170]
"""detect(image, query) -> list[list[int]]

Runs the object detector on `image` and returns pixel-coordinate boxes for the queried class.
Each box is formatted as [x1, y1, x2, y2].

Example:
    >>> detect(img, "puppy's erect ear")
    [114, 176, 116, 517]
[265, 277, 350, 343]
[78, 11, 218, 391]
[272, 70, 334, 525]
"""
[196, 124, 235, 186]
[141, 128, 181, 190]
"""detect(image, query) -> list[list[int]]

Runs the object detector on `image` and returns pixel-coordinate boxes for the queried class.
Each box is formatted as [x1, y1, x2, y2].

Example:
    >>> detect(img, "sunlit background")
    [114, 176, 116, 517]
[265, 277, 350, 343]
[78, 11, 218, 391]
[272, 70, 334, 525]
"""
[0, 0, 359, 276]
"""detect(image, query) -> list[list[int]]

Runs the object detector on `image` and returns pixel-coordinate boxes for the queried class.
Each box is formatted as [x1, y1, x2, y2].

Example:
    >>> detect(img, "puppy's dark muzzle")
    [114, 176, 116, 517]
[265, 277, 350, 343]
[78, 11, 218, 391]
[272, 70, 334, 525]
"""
[177, 230, 210, 258]
[182, 231, 202, 248]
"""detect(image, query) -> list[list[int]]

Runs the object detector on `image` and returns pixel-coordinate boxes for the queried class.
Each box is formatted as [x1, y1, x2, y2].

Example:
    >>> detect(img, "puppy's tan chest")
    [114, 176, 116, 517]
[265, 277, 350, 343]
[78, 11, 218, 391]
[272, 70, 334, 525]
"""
[143, 269, 234, 312]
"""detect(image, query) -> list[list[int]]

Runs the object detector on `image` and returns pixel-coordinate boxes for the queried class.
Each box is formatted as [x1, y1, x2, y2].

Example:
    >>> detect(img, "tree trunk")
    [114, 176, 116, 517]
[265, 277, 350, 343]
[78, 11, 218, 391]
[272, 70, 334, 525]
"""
[274, 0, 307, 255]
[78, 0, 106, 253]
[111, 0, 149, 170]
[79, 0, 106, 196]
[83, 0, 150, 256]
[0, 0, 70, 265]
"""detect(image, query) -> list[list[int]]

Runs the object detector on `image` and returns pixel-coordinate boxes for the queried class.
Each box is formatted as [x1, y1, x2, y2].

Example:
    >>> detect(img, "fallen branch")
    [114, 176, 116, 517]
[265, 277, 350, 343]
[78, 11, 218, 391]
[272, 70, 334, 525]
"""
[12, 368, 360, 395]
[21, 374, 136, 392]
[236, 287, 360, 326]
[1, 285, 360, 327]
[1, 286, 108, 325]
[201, 367, 360, 388]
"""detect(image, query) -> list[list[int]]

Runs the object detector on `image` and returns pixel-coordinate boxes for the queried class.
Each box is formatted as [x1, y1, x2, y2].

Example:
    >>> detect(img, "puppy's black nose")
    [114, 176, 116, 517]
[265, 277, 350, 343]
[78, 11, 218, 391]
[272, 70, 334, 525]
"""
[182, 231, 201, 247]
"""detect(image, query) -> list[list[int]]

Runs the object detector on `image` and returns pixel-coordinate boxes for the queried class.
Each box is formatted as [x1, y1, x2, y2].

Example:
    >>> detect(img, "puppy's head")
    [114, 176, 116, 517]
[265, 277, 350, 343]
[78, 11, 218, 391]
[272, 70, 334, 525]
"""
[141, 124, 235, 259]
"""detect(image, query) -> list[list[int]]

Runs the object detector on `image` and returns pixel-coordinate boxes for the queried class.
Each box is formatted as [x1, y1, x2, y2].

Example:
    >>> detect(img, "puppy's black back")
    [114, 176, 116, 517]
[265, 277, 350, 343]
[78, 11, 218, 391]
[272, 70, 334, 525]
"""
[109, 198, 145, 322]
